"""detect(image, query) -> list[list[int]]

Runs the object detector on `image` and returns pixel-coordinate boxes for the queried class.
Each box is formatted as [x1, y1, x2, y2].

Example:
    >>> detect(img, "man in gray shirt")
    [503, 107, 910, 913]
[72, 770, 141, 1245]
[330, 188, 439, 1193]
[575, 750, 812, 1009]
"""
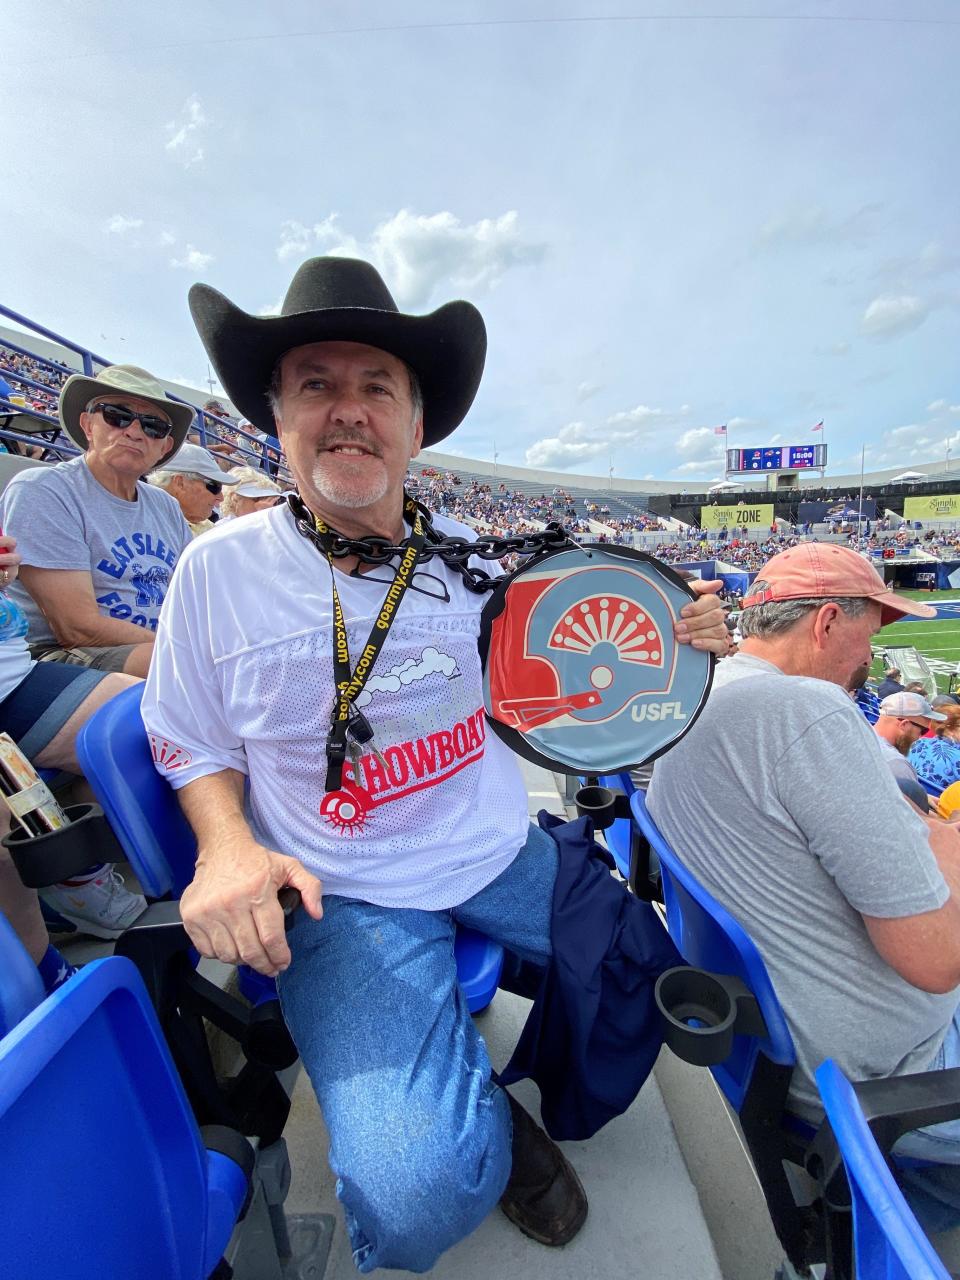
[1, 365, 194, 677]
[648, 543, 960, 1181]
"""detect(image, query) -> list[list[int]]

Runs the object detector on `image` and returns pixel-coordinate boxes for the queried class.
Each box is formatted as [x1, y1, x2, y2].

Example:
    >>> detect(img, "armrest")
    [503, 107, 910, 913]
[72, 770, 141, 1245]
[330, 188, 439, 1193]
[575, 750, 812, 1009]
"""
[806, 1067, 960, 1199]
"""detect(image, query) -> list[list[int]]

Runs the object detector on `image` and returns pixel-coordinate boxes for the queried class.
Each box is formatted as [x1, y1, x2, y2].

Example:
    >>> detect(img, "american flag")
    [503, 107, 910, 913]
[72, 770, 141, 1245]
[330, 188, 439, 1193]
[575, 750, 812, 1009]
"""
[713, 424, 727, 435]
[811, 420, 824, 432]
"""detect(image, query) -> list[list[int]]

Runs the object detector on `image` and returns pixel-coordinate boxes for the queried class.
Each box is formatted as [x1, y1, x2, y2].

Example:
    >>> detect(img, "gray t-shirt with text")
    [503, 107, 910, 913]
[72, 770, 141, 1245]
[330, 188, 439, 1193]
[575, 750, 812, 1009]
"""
[647, 651, 957, 1118]
[0, 455, 191, 645]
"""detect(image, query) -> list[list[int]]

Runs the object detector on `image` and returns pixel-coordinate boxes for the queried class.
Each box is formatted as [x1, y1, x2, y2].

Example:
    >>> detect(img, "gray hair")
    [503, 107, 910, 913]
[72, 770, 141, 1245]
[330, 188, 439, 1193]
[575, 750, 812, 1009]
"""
[739, 583, 870, 639]
[266, 355, 423, 424]
[148, 470, 177, 490]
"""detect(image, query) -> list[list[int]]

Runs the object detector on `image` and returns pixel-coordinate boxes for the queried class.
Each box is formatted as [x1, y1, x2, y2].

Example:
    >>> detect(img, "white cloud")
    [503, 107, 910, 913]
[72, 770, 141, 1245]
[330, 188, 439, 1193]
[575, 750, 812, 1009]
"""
[575, 380, 601, 403]
[274, 208, 546, 309]
[164, 95, 207, 168]
[104, 214, 143, 235]
[158, 230, 176, 247]
[169, 244, 214, 271]
[861, 295, 930, 339]
[757, 203, 880, 250]
[668, 426, 726, 477]
[524, 403, 692, 470]
[276, 214, 342, 263]
[524, 422, 604, 469]
[928, 399, 960, 415]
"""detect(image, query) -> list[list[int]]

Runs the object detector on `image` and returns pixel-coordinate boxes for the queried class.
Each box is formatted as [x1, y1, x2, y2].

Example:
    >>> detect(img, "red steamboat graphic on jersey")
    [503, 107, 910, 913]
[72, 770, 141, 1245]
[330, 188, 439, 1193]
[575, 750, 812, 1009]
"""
[148, 734, 193, 772]
[487, 563, 677, 732]
[320, 707, 486, 835]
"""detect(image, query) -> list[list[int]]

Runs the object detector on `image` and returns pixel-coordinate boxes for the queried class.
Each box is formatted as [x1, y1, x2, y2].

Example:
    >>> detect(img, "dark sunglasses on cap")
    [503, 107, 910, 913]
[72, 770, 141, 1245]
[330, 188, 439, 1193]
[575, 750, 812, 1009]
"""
[91, 401, 174, 440]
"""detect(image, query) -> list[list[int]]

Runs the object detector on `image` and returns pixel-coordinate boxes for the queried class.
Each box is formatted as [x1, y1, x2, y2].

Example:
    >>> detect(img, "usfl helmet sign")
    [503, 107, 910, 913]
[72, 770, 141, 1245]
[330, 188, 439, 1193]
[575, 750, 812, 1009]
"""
[479, 544, 713, 773]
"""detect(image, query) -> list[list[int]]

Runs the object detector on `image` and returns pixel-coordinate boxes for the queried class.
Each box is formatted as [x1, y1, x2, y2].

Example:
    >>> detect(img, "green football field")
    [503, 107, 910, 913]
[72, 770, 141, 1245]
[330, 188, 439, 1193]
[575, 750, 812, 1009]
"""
[871, 590, 960, 691]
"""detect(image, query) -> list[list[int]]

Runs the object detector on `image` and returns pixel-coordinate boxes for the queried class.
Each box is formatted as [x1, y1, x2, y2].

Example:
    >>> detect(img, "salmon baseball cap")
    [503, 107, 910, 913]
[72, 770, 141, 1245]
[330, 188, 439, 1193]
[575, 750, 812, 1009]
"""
[741, 543, 937, 625]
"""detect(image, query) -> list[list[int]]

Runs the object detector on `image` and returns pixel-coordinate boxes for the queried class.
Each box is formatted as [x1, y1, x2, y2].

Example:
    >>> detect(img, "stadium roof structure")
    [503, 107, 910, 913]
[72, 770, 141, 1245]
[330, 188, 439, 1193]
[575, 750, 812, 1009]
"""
[416, 447, 960, 496]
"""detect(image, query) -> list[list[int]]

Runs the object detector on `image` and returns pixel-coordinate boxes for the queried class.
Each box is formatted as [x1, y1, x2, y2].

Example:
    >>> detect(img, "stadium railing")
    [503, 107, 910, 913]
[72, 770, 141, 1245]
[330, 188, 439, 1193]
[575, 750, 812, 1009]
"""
[0, 303, 288, 478]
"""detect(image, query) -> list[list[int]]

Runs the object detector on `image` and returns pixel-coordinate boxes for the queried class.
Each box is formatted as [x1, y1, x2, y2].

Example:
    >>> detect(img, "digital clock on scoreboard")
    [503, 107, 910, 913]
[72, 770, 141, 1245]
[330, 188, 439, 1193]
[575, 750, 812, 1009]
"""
[726, 443, 827, 474]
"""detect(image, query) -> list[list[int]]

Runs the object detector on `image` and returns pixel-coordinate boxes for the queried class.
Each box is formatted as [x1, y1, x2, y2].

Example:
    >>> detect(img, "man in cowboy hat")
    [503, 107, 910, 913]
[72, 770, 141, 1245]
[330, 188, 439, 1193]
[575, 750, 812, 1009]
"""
[649, 543, 960, 1224]
[0, 364, 193, 678]
[141, 256, 728, 1272]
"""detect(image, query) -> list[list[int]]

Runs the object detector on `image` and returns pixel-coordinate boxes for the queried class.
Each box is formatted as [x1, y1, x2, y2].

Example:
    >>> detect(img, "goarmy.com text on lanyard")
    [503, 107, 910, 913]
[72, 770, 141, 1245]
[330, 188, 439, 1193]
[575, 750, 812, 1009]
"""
[313, 493, 427, 794]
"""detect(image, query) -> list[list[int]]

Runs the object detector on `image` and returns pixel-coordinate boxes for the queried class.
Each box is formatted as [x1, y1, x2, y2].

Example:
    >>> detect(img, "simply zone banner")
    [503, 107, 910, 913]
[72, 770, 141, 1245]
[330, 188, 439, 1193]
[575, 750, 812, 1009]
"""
[904, 494, 960, 520]
[700, 503, 774, 530]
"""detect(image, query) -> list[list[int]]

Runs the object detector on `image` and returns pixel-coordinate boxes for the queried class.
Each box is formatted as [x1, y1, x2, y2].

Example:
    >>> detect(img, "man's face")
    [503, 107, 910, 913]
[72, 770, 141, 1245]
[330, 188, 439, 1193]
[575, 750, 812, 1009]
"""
[80, 395, 175, 477]
[816, 600, 883, 692]
[889, 716, 931, 756]
[273, 341, 423, 518]
[174, 473, 221, 523]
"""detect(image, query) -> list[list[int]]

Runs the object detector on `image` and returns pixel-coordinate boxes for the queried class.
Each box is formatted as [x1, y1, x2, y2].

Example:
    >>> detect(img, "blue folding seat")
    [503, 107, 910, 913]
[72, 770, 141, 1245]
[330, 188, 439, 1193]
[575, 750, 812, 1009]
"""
[811, 1060, 959, 1280]
[630, 789, 819, 1272]
[76, 682, 503, 1014]
[0, 911, 253, 1280]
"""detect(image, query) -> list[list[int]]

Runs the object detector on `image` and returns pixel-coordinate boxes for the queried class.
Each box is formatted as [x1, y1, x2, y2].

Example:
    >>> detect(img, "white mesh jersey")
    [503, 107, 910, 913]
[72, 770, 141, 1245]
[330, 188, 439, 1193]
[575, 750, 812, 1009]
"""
[141, 503, 530, 909]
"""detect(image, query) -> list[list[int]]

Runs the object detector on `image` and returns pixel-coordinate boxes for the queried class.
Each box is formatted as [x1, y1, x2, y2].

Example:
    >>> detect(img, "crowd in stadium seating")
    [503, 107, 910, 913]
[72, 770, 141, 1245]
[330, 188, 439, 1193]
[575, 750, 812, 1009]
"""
[408, 469, 665, 536]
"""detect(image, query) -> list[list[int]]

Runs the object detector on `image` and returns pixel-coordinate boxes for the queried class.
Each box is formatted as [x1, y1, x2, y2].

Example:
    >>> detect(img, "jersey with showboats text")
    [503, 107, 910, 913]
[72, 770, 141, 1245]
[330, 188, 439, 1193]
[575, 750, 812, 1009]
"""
[141, 503, 530, 909]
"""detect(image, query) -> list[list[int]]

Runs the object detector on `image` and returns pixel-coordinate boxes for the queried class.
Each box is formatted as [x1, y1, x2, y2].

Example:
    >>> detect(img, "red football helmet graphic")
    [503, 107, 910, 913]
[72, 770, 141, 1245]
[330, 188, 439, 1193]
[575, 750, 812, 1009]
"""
[480, 545, 713, 774]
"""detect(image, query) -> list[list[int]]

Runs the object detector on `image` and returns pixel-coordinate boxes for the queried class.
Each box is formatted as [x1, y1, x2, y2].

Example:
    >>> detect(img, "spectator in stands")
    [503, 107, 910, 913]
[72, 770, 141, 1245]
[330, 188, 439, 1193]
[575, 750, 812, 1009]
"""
[0, 365, 193, 678]
[647, 543, 960, 1227]
[0, 534, 144, 952]
[149, 442, 240, 536]
[872, 692, 945, 809]
[877, 666, 905, 698]
[218, 467, 282, 520]
[142, 255, 729, 1272]
[909, 705, 960, 799]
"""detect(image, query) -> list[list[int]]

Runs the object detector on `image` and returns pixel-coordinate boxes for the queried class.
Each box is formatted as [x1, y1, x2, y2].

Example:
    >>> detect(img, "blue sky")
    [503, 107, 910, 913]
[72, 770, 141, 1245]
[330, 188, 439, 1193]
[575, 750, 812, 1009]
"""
[3, 1, 959, 481]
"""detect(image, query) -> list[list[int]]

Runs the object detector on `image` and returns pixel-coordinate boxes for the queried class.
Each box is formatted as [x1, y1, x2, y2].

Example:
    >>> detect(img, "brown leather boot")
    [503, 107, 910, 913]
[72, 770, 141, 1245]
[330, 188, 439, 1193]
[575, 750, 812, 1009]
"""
[499, 1091, 588, 1246]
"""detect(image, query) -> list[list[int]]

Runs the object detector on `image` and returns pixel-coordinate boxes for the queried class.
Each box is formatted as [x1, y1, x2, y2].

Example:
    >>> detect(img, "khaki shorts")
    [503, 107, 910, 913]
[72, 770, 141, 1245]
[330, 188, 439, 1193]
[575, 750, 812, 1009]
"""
[30, 643, 139, 674]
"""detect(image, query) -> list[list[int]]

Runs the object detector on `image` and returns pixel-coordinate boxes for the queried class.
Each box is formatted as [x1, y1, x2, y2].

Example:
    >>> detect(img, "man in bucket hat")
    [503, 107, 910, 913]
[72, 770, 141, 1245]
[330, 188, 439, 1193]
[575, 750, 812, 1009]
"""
[141, 256, 729, 1271]
[649, 542, 960, 1229]
[0, 365, 193, 678]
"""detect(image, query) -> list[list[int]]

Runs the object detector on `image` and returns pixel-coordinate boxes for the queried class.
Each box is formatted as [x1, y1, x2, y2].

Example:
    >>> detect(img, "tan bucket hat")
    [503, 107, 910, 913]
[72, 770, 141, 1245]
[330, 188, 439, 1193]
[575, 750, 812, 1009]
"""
[59, 364, 195, 465]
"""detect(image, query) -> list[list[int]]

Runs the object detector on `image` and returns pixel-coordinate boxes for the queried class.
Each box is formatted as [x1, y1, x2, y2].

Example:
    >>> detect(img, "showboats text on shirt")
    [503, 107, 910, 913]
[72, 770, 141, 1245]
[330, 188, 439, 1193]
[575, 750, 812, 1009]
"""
[321, 707, 486, 835]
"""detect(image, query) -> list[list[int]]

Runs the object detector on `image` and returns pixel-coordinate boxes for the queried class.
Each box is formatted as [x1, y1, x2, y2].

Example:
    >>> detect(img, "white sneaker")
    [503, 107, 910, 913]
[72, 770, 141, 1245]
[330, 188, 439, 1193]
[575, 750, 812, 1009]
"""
[39, 866, 146, 940]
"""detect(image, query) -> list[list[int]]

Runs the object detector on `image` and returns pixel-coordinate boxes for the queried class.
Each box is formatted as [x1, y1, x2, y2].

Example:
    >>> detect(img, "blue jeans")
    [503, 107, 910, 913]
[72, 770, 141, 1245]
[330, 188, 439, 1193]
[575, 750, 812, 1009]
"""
[277, 823, 558, 1273]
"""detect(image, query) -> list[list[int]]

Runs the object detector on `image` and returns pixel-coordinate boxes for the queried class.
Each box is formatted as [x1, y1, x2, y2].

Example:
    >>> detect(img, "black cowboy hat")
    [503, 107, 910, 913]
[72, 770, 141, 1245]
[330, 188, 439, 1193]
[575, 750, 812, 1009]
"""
[188, 256, 486, 448]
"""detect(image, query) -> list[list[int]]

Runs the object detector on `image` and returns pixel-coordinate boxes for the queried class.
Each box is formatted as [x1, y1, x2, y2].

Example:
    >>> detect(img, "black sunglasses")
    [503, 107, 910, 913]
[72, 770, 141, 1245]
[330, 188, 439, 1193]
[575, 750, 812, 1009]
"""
[906, 720, 931, 733]
[185, 474, 223, 495]
[91, 401, 173, 440]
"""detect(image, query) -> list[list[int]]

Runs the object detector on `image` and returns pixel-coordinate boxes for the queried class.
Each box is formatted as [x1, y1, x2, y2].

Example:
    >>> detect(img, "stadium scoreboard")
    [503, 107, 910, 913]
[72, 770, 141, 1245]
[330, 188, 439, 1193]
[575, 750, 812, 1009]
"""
[726, 443, 827, 473]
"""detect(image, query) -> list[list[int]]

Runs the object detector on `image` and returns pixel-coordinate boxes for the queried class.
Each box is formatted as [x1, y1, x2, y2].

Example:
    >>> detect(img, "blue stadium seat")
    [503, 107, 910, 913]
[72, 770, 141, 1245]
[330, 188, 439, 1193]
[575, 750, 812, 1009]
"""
[630, 789, 814, 1270]
[76, 683, 503, 1012]
[0, 912, 253, 1280]
[0, 912, 44, 1037]
[813, 1060, 953, 1280]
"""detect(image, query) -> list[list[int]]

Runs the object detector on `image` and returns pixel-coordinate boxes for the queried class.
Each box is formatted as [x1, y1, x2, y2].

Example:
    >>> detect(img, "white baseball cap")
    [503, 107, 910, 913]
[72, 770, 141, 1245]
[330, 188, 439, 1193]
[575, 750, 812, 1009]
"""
[878, 691, 947, 722]
[159, 442, 241, 484]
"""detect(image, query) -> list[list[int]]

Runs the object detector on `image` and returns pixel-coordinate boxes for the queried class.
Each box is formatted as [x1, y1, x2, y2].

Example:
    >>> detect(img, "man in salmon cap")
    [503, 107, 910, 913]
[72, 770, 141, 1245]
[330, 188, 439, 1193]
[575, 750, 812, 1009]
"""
[649, 543, 960, 1228]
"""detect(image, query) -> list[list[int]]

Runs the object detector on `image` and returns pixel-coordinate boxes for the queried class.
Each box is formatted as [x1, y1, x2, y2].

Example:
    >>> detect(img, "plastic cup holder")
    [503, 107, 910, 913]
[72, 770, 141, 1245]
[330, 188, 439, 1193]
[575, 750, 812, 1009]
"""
[655, 966, 753, 1067]
[1, 802, 124, 888]
[575, 784, 618, 830]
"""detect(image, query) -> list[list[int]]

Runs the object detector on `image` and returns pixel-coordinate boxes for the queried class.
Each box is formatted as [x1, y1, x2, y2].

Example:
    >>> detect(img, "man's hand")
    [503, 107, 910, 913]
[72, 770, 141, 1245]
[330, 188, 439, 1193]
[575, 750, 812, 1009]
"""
[674, 579, 727, 655]
[181, 835, 324, 977]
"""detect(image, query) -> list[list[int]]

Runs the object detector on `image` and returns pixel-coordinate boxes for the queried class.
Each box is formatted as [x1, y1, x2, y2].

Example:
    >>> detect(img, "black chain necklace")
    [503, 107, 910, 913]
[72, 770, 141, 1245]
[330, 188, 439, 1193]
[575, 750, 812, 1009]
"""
[287, 492, 577, 594]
